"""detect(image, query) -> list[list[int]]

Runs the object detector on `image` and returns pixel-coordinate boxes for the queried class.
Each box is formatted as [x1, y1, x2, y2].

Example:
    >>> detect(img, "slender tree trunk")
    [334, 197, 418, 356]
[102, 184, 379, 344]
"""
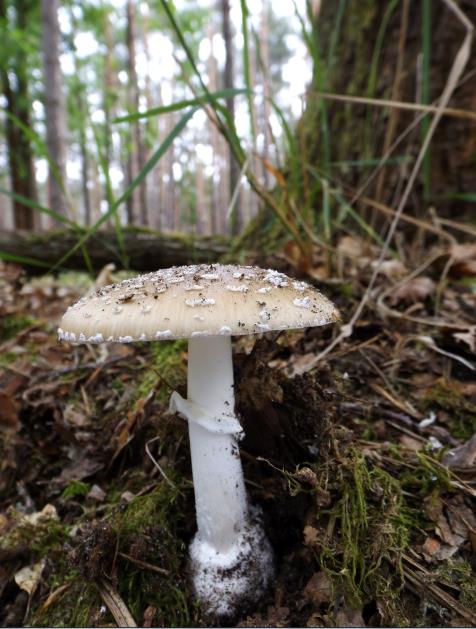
[195, 161, 206, 234]
[207, 23, 221, 234]
[125, 0, 148, 226]
[40, 0, 67, 223]
[0, 0, 37, 231]
[77, 95, 91, 226]
[220, 0, 241, 235]
[260, 1, 272, 190]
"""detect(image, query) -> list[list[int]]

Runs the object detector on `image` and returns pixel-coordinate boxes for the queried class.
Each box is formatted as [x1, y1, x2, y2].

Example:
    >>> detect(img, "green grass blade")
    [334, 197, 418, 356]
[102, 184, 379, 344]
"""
[4, 111, 75, 220]
[91, 122, 128, 268]
[0, 187, 93, 274]
[0, 187, 77, 228]
[322, 179, 331, 241]
[327, 0, 346, 69]
[49, 107, 200, 272]
[0, 251, 52, 268]
[239, 0, 256, 143]
[113, 88, 249, 123]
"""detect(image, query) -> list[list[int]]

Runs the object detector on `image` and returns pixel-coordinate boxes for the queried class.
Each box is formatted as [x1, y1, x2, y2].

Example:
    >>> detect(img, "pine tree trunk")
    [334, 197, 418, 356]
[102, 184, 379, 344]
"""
[40, 0, 67, 224]
[0, 0, 37, 231]
[221, 0, 241, 235]
[299, 0, 476, 217]
[207, 23, 222, 234]
[125, 0, 148, 226]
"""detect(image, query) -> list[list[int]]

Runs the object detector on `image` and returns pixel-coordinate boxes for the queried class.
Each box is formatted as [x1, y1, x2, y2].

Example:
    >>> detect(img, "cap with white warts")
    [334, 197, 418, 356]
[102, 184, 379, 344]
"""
[58, 263, 339, 343]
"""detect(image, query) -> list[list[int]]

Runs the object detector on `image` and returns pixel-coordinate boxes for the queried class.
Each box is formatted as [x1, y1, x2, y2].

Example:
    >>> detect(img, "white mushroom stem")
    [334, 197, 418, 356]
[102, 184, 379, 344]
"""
[169, 335, 274, 617]
[186, 335, 248, 551]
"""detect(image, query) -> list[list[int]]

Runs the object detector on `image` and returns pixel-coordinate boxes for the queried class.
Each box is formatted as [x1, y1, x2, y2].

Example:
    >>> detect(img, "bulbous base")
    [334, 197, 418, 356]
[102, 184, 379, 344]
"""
[189, 516, 275, 620]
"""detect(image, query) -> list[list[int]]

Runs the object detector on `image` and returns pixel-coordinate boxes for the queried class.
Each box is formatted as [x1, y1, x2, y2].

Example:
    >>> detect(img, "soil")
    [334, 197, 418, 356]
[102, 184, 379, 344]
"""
[0, 252, 475, 628]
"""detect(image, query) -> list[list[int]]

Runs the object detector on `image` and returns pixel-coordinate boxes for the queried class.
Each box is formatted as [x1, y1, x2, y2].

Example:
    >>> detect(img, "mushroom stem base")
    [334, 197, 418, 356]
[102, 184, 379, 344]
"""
[189, 510, 275, 620]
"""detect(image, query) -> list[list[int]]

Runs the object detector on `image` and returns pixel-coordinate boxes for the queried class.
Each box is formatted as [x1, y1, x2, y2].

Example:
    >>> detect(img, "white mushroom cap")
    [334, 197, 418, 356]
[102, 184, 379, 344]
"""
[58, 264, 339, 343]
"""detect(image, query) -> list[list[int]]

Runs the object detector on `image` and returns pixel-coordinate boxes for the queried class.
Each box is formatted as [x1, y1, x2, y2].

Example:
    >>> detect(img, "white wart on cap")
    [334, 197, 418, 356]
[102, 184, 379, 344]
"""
[58, 264, 339, 343]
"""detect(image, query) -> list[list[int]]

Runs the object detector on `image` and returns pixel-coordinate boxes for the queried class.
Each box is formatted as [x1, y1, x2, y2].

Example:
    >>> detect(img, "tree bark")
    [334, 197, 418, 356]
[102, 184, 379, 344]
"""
[125, 0, 148, 226]
[0, 229, 231, 273]
[0, 0, 38, 231]
[299, 0, 476, 217]
[40, 0, 68, 223]
[220, 0, 241, 235]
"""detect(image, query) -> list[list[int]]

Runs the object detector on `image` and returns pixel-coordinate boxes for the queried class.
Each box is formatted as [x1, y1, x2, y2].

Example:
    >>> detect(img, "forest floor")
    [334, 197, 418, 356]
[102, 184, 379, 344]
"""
[0, 238, 475, 628]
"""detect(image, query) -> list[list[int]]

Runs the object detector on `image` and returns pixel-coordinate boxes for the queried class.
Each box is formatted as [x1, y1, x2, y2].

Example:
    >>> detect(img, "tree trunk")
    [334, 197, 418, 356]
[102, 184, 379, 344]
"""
[40, 0, 68, 223]
[220, 0, 241, 235]
[0, 0, 37, 231]
[125, 0, 148, 226]
[0, 229, 231, 273]
[207, 23, 222, 234]
[299, 0, 476, 218]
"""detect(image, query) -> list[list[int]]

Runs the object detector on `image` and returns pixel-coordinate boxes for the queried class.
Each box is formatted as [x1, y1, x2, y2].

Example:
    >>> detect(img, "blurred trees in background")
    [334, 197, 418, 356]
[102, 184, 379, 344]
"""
[0, 0, 295, 236]
[0, 0, 474, 249]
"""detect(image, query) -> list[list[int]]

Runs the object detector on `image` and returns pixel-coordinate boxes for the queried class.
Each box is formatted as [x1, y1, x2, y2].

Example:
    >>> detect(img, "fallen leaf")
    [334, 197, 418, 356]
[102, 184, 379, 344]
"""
[448, 243, 476, 277]
[453, 327, 476, 353]
[443, 434, 476, 468]
[142, 605, 156, 628]
[373, 259, 408, 279]
[0, 392, 19, 431]
[20, 504, 58, 526]
[14, 559, 45, 595]
[334, 607, 365, 627]
[304, 525, 319, 547]
[304, 572, 333, 606]
[390, 277, 435, 305]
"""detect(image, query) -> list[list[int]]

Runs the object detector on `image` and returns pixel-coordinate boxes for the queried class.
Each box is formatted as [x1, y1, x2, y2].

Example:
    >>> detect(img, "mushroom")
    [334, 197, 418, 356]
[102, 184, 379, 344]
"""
[58, 264, 339, 618]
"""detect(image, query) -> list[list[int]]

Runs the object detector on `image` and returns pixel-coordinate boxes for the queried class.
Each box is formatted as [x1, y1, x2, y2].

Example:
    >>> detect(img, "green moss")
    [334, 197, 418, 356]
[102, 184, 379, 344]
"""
[317, 451, 409, 606]
[61, 480, 91, 500]
[37, 579, 107, 628]
[0, 511, 68, 558]
[135, 340, 187, 404]
[33, 477, 192, 628]
[423, 381, 476, 441]
[0, 313, 36, 341]
[112, 481, 191, 625]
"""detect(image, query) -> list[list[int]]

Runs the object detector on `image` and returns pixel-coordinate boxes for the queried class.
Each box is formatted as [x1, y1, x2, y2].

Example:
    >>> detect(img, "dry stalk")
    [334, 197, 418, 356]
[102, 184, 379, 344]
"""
[97, 578, 137, 627]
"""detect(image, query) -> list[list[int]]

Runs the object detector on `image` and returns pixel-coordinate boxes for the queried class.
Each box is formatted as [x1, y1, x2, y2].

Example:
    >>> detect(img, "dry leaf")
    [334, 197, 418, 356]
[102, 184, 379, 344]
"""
[304, 525, 319, 547]
[14, 559, 45, 595]
[443, 434, 476, 468]
[373, 259, 408, 279]
[390, 277, 435, 305]
[334, 607, 365, 627]
[304, 572, 333, 606]
[0, 392, 19, 431]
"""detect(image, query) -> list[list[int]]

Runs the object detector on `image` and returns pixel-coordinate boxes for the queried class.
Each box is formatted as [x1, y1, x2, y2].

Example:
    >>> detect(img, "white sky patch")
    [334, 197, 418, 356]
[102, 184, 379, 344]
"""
[66, 160, 81, 181]
[91, 109, 105, 124]
[32, 100, 44, 118]
[198, 38, 211, 63]
[173, 162, 183, 181]
[195, 143, 213, 166]
[109, 166, 124, 187]
[59, 53, 75, 76]
[36, 159, 48, 184]
[74, 32, 99, 59]
[57, 7, 72, 35]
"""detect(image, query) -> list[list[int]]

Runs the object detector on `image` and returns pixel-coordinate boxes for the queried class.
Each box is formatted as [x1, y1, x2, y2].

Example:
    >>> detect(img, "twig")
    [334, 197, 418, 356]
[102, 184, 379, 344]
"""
[145, 436, 178, 490]
[403, 559, 476, 625]
[97, 578, 137, 628]
[313, 92, 476, 122]
[118, 551, 170, 576]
